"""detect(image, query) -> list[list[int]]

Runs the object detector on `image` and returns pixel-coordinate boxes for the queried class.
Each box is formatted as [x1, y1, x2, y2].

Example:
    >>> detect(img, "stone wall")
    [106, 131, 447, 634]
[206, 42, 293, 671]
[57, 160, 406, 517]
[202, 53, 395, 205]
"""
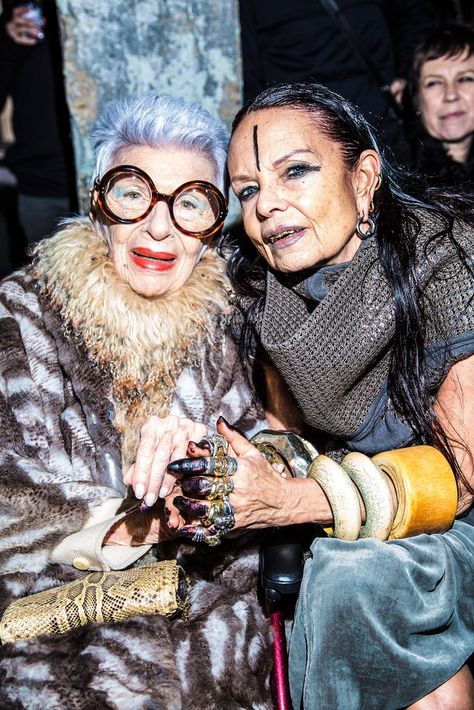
[56, 0, 242, 212]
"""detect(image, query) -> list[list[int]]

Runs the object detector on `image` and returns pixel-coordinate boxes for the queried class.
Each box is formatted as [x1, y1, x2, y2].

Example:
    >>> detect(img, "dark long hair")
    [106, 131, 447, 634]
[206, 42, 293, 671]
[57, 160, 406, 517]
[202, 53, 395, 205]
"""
[225, 82, 474, 492]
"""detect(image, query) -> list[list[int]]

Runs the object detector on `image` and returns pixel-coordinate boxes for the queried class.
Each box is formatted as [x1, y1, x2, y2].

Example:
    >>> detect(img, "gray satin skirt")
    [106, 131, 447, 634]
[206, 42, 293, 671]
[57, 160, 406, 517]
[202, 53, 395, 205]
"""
[288, 520, 474, 709]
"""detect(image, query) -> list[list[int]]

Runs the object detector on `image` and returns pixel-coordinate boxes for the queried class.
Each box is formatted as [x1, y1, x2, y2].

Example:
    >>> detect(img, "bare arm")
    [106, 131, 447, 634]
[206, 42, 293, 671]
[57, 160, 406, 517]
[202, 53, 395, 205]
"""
[434, 353, 474, 516]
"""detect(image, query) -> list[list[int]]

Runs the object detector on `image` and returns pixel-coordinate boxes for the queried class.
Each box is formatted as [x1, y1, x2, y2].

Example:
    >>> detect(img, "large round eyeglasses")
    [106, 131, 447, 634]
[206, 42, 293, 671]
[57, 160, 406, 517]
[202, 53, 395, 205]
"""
[93, 165, 227, 238]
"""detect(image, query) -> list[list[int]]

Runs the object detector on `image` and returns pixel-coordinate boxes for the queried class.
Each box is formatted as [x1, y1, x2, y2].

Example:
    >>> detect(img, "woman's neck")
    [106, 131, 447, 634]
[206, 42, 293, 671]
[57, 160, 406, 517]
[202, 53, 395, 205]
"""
[443, 134, 473, 164]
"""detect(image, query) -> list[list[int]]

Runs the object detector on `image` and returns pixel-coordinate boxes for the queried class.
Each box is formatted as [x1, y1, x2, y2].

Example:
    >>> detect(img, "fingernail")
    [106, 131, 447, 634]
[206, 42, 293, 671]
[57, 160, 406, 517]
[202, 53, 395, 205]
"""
[159, 486, 168, 499]
[217, 416, 235, 429]
[140, 500, 151, 512]
[134, 483, 145, 499]
[144, 492, 157, 507]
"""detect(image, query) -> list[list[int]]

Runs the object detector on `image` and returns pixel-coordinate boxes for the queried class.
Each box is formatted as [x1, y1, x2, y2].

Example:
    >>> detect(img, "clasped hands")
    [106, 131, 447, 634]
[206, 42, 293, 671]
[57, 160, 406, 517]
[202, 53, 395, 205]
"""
[109, 415, 297, 547]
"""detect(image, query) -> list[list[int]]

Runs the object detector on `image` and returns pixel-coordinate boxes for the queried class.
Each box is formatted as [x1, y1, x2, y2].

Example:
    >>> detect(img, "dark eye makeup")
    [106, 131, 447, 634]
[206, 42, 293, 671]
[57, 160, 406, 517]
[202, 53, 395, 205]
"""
[284, 163, 320, 179]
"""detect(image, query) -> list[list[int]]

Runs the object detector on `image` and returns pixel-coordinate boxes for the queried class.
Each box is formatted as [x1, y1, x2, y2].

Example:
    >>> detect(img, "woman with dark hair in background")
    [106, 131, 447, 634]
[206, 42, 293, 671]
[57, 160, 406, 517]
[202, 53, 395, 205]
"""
[408, 24, 474, 192]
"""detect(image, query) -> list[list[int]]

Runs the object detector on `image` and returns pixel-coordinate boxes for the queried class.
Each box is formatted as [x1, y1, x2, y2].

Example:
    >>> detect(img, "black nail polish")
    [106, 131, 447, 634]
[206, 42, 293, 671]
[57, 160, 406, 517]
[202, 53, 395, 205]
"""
[177, 528, 194, 538]
[217, 415, 236, 429]
[168, 458, 208, 474]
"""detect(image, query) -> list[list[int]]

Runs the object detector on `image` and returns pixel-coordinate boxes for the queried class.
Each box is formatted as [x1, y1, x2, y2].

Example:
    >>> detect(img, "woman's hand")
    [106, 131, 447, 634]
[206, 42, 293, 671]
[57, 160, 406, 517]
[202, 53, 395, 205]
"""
[104, 487, 188, 546]
[171, 417, 331, 542]
[6, 6, 45, 46]
[123, 415, 207, 507]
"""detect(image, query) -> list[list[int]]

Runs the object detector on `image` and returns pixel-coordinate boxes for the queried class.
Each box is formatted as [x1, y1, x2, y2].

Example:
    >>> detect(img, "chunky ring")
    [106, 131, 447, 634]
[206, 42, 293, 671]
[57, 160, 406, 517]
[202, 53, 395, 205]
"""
[208, 455, 238, 478]
[208, 478, 234, 500]
[250, 430, 318, 478]
[202, 497, 234, 528]
[212, 513, 235, 536]
[191, 526, 209, 544]
[197, 434, 228, 457]
[191, 526, 226, 547]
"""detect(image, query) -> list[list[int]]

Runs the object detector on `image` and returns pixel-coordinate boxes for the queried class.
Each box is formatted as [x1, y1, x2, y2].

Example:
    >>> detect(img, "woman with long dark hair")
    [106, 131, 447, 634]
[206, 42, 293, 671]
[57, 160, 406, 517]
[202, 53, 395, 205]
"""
[165, 82, 474, 708]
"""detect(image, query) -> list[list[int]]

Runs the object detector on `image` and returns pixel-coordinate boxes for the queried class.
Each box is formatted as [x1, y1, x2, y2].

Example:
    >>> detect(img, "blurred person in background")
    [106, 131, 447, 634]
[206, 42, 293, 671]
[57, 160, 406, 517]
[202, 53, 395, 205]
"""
[0, 0, 76, 268]
[238, 0, 433, 164]
[407, 23, 474, 192]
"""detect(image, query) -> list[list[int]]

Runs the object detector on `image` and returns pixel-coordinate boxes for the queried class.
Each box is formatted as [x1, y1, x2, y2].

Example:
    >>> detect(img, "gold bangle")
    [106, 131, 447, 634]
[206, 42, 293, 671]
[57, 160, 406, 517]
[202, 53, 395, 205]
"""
[371, 445, 457, 539]
[341, 452, 395, 541]
[307, 455, 362, 541]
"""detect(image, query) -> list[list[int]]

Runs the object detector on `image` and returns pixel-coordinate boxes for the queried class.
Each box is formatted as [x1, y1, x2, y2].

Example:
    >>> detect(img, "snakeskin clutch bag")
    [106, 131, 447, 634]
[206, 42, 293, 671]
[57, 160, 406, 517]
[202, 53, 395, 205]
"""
[0, 559, 188, 644]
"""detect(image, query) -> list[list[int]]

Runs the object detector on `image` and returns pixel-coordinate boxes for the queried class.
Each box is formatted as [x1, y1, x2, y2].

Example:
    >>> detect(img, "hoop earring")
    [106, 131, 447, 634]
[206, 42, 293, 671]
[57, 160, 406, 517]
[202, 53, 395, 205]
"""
[355, 216, 376, 240]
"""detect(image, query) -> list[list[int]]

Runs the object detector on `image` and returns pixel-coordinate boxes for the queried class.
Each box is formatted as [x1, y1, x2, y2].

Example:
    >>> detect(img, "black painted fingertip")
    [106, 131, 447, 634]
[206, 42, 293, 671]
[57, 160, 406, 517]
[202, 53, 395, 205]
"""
[217, 415, 240, 431]
[177, 527, 197, 538]
[168, 458, 208, 474]
[196, 439, 212, 452]
[181, 476, 211, 497]
[168, 456, 209, 475]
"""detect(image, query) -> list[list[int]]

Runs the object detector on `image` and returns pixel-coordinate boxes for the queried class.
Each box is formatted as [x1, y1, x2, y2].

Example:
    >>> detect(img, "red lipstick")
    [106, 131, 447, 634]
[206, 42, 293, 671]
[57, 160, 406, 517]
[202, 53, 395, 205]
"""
[130, 248, 176, 271]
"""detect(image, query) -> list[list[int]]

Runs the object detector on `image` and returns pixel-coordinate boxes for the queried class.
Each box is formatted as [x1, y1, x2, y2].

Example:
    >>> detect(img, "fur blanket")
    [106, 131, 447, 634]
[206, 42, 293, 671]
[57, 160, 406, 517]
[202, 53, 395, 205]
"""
[0, 221, 272, 709]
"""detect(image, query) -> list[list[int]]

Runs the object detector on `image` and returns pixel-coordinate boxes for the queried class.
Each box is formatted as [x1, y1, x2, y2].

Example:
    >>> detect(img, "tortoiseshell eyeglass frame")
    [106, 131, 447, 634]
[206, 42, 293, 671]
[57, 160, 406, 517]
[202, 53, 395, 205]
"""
[91, 164, 228, 239]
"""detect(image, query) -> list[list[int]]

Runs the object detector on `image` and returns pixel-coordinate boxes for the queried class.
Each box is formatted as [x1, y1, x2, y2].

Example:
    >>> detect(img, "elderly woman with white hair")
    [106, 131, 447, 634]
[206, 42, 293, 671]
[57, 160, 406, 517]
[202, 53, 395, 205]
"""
[0, 93, 273, 708]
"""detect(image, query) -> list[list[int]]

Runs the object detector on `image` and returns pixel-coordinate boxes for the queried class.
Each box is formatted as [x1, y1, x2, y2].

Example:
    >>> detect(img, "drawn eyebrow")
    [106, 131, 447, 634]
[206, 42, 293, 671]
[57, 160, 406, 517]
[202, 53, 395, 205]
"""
[253, 125, 260, 172]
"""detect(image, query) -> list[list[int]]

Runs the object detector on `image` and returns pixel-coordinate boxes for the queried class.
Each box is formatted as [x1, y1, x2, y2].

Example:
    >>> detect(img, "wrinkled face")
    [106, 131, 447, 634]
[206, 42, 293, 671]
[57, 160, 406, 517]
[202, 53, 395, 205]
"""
[418, 49, 474, 143]
[227, 107, 361, 273]
[106, 146, 217, 297]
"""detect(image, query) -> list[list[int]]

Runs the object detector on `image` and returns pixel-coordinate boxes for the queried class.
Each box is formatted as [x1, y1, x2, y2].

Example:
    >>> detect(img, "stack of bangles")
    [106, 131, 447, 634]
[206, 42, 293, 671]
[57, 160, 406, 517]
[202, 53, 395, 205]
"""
[172, 432, 458, 545]
[307, 445, 458, 541]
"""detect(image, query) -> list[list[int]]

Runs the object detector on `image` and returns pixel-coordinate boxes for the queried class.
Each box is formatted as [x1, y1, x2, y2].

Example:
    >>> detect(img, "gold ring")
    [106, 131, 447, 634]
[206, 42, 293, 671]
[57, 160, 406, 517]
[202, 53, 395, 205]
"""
[208, 478, 234, 500]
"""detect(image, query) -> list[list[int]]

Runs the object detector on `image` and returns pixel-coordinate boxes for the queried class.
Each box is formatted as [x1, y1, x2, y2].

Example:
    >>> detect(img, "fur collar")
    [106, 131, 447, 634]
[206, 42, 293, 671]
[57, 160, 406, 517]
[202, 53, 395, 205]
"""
[33, 219, 232, 466]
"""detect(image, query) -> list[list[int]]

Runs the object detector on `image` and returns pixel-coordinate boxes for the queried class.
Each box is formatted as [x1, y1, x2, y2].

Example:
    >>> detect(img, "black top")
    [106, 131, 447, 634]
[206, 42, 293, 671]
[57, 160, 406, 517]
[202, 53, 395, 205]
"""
[0, 1, 76, 200]
[411, 128, 474, 194]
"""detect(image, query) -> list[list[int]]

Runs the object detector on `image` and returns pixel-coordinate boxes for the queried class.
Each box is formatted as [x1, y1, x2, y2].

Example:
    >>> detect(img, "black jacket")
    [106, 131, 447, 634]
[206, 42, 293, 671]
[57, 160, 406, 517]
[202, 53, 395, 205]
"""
[411, 129, 474, 194]
[239, 0, 433, 159]
[0, 1, 75, 199]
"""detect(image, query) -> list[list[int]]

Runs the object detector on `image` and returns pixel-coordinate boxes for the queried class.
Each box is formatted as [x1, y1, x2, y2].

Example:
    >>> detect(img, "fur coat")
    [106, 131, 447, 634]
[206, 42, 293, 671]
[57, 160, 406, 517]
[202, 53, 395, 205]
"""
[0, 220, 273, 709]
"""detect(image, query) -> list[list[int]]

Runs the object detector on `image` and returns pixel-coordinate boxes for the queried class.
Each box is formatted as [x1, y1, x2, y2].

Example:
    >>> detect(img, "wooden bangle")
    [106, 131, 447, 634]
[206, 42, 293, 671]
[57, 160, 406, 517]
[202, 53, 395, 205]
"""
[371, 445, 458, 539]
[341, 452, 395, 541]
[307, 455, 362, 541]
